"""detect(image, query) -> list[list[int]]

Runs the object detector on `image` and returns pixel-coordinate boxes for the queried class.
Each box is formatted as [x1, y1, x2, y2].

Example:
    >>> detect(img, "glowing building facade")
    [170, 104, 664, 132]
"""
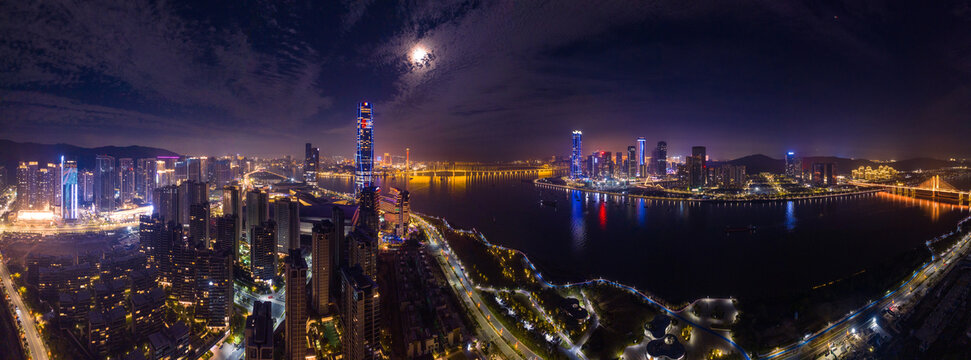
[61, 157, 78, 221]
[637, 137, 647, 177]
[570, 130, 583, 179]
[355, 102, 374, 193]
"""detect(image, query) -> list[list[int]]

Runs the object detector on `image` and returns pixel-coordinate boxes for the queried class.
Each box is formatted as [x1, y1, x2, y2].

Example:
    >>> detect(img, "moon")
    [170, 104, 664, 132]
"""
[410, 46, 428, 64]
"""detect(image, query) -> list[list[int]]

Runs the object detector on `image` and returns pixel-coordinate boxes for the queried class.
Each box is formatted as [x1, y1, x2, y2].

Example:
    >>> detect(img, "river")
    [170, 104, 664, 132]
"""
[318, 173, 970, 303]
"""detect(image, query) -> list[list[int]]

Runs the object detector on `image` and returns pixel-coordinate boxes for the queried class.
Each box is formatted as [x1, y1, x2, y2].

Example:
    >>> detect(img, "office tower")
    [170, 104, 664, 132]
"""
[304, 143, 319, 184]
[811, 163, 836, 187]
[119, 158, 135, 204]
[341, 265, 381, 360]
[136, 158, 157, 203]
[627, 146, 637, 177]
[214, 214, 238, 258]
[311, 220, 333, 315]
[688, 146, 707, 188]
[196, 247, 233, 328]
[246, 189, 270, 241]
[245, 301, 275, 360]
[785, 151, 797, 177]
[223, 185, 243, 258]
[200, 157, 212, 182]
[380, 187, 410, 238]
[355, 101, 375, 193]
[80, 170, 94, 203]
[274, 197, 300, 252]
[570, 130, 583, 179]
[285, 249, 308, 360]
[94, 155, 116, 212]
[153, 185, 179, 223]
[604, 151, 614, 178]
[174, 159, 188, 183]
[61, 158, 78, 221]
[251, 221, 277, 282]
[637, 137, 647, 177]
[614, 152, 623, 177]
[654, 141, 668, 176]
[189, 202, 210, 244]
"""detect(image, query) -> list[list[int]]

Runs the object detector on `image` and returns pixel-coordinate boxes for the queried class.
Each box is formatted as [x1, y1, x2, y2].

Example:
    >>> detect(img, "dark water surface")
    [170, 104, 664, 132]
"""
[320, 174, 969, 303]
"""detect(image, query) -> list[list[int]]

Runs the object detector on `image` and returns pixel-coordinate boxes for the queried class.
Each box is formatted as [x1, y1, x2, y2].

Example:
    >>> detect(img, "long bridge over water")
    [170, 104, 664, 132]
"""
[399, 164, 566, 177]
[855, 175, 971, 206]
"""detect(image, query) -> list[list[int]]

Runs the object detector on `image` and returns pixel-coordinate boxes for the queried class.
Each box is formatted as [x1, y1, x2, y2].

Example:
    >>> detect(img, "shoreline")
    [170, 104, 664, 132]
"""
[534, 178, 886, 203]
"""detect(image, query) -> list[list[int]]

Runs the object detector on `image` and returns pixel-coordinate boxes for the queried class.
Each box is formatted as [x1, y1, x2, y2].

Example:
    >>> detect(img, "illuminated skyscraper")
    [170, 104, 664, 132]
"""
[570, 130, 583, 179]
[785, 151, 797, 177]
[60, 157, 78, 221]
[304, 143, 319, 184]
[355, 101, 374, 193]
[627, 146, 637, 176]
[688, 146, 707, 188]
[637, 137, 647, 177]
[94, 155, 116, 212]
[274, 197, 300, 252]
[654, 141, 667, 176]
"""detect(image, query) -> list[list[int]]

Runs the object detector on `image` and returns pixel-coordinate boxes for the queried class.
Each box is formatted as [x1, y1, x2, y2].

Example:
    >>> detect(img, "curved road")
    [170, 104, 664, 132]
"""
[0, 257, 49, 360]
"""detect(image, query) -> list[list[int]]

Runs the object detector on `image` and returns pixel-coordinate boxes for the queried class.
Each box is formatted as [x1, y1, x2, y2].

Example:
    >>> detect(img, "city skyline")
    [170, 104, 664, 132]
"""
[1, 1, 969, 160]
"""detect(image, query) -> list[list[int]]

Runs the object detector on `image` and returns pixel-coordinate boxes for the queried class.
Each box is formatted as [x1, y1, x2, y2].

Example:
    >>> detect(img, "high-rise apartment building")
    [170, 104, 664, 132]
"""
[284, 249, 308, 360]
[688, 146, 707, 188]
[355, 101, 374, 193]
[246, 189, 270, 242]
[274, 197, 300, 252]
[245, 301, 275, 360]
[251, 221, 277, 282]
[341, 265, 381, 360]
[119, 158, 135, 204]
[311, 220, 333, 315]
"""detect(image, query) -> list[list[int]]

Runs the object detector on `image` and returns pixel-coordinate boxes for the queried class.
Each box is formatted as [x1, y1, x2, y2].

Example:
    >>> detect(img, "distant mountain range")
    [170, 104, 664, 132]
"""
[0, 139, 179, 171]
[715, 154, 961, 174]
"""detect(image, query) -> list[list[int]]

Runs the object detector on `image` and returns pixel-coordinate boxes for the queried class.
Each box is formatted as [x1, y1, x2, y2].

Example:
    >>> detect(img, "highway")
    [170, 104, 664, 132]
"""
[762, 230, 971, 360]
[415, 215, 541, 359]
[0, 257, 49, 360]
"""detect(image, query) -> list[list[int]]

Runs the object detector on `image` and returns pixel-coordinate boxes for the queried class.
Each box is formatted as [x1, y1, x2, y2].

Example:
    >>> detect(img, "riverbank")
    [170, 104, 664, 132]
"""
[534, 178, 885, 203]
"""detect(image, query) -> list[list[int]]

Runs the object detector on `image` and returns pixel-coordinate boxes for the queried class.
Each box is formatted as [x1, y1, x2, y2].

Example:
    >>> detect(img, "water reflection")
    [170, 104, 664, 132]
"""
[785, 201, 796, 231]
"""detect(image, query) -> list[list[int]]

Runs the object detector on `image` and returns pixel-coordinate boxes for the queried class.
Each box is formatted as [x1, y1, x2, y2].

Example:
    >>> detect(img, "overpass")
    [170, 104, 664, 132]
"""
[855, 175, 971, 206]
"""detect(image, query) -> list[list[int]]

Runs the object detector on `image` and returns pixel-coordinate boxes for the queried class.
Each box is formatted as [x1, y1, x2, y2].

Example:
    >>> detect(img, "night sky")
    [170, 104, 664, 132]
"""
[1, 0, 969, 161]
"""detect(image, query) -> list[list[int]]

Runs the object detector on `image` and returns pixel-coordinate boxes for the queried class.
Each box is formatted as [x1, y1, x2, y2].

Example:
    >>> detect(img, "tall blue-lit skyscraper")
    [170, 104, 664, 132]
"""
[636, 137, 646, 177]
[355, 101, 374, 193]
[60, 157, 78, 221]
[570, 130, 583, 179]
[785, 151, 796, 176]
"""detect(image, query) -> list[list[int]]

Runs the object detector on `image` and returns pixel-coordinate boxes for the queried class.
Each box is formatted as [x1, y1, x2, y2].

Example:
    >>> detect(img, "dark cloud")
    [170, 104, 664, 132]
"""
[1, 0, 968, 160]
